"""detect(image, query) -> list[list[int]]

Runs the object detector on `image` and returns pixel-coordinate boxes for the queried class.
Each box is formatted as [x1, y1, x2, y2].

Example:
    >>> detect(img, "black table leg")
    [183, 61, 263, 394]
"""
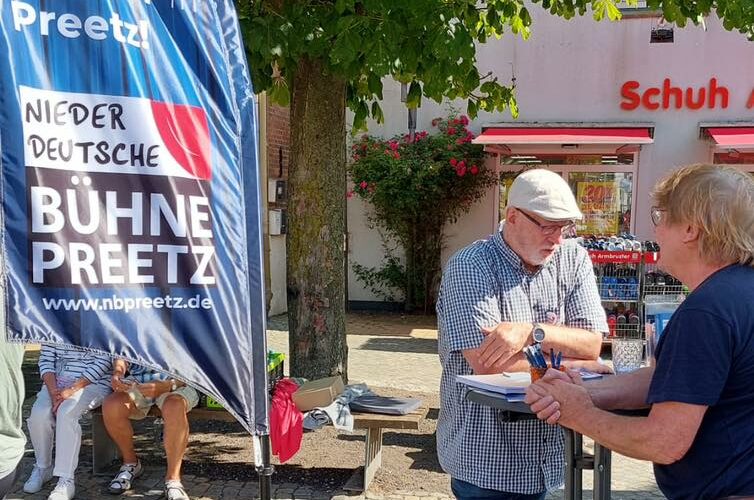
[564, 429, 583, 500]
[593, 442, 611, 500]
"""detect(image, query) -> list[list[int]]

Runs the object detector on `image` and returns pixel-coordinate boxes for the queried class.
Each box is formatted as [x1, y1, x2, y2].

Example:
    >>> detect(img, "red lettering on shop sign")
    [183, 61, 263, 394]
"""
[620, 78, 729, 110]
[747, 88, 754, 109]
[580, 185, 614, 205]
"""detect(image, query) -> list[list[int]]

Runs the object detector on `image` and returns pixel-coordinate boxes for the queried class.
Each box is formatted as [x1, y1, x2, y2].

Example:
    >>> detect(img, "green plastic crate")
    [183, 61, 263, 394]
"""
[201, 351, 285, 408]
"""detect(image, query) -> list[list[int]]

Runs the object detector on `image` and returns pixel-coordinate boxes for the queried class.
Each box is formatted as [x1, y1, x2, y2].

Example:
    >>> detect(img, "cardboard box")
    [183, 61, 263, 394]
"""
[292, 375, 344, 412]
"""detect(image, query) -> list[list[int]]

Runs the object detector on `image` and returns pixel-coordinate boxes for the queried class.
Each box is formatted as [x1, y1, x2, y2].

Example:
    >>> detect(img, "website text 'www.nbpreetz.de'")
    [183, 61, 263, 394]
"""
[42, 294, 213, 313]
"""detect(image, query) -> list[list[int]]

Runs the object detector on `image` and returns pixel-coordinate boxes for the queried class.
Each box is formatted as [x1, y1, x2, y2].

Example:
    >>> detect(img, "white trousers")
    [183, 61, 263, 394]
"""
[27, 384, 111, 479]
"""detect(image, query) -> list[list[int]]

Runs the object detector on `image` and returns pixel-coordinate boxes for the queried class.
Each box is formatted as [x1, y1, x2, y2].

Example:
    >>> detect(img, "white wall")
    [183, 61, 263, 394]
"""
[268, 235, 287, 315]
[347, 8, 754, 302]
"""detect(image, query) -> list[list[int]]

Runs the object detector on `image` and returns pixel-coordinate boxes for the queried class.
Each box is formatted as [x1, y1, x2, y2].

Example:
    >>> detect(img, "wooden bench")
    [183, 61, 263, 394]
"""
[91, 405, 428, 492]
[345, 407, 428, 492]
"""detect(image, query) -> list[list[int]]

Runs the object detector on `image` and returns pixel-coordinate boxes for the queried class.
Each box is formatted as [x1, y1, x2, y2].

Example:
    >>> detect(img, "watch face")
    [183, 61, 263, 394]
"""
[533, 327, 546, 343]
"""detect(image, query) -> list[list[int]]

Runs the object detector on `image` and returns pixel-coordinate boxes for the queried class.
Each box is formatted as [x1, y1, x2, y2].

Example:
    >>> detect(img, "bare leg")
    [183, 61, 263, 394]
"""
[160, 395, 189, 482]
[102, 392, 139, 464]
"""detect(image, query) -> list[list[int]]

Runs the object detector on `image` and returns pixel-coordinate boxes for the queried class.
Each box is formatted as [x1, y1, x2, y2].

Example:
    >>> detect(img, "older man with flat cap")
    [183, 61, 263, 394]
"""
[436, 168, 609, 499]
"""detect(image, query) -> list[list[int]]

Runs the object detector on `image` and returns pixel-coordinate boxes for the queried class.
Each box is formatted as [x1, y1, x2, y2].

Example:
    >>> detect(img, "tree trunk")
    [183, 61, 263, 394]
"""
[287, 57, 348, 381]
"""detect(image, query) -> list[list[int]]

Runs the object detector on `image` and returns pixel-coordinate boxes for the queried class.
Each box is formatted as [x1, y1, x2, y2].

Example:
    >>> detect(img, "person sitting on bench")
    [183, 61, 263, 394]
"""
[102, 359, 198, 500]
[24, 344, 112, 500]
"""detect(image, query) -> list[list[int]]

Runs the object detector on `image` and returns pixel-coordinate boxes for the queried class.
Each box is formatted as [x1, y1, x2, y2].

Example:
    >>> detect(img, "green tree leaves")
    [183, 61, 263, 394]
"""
[239, 1, 754, 130]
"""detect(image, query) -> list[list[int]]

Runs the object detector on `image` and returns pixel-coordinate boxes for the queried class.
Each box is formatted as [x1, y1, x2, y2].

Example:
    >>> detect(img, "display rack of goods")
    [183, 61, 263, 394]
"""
[642, 248, 689, 298]
[577, 235, 644, 341]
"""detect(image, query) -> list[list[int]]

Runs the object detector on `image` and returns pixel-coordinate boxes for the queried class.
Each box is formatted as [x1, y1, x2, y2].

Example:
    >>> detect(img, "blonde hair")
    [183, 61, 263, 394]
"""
[652, 164, 754, 267]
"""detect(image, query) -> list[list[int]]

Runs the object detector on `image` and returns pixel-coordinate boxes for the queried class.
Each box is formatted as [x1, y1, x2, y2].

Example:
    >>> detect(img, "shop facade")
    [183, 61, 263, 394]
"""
[346, 6, 754, 304]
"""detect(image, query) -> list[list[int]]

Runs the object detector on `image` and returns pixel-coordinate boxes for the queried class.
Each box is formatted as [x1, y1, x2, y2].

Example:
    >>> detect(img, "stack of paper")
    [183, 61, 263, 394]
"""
[457, 369, 604, 397]
[456, 372, 531, 395]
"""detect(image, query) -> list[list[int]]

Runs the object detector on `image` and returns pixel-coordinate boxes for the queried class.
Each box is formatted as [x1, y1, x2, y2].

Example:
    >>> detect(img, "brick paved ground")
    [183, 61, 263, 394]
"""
[7, 313, 663, 499]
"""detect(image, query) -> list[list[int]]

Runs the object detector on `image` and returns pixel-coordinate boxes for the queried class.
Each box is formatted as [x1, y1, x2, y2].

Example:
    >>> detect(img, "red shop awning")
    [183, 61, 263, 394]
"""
[704, 127, 754, 150]
[473, 127, 654, 146]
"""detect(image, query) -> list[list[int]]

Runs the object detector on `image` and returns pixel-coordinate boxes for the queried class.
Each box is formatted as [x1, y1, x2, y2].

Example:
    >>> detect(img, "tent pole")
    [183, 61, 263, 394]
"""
[257, 434, 274, 500]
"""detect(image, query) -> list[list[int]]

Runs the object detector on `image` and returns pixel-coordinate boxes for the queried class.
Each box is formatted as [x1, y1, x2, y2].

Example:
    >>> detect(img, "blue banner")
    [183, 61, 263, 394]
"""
[0, 0, 268, 434]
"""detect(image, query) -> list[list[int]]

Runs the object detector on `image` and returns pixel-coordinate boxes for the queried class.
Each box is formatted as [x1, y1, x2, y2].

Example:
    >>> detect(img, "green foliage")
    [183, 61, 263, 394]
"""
[352, 250, 406, 302]
[237, 0, 754, 133]
[347, 115, 497, 312]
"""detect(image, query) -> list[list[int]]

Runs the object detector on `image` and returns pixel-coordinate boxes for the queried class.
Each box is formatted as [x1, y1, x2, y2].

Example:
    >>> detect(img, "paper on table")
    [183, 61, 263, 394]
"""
[456, 372, 531, 394]
[469, 387, 527, 402]
[578, 369, 604, 380]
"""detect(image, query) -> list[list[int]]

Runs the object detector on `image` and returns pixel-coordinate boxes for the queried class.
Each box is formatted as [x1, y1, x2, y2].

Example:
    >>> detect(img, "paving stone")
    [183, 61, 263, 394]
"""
[187, 482, 212, 497]
[222, 486, 242, 497]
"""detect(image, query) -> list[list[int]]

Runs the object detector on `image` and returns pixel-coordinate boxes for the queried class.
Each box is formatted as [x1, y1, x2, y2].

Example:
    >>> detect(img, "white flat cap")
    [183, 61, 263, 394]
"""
[507, 169, 583, 221]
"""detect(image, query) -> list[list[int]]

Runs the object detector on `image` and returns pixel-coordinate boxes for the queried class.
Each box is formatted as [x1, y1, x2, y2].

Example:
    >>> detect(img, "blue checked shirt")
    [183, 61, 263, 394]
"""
[436, 226, 607, 494]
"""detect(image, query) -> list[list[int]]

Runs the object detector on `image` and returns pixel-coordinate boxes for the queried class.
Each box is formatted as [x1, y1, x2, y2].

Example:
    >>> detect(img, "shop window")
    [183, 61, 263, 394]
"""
[618, 0, 648, 8]
[617, 0, 660, 17]
[713, 152, 754, 166]
[499, 154, 637, 235]
[503, 154, 634, 166]
[568, 172, 633, 235]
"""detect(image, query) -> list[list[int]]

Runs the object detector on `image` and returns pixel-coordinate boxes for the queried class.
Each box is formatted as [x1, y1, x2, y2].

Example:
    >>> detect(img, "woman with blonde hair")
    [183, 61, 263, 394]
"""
[526, 164, 754, 499]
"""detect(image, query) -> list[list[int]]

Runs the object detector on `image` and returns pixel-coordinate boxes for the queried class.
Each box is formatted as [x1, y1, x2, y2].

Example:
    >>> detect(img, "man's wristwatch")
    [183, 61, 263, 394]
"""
[531, 323, 546, 345]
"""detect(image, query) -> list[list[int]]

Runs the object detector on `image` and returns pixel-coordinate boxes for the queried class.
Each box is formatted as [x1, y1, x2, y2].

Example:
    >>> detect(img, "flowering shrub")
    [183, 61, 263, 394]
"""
[348, 115, 496, 312]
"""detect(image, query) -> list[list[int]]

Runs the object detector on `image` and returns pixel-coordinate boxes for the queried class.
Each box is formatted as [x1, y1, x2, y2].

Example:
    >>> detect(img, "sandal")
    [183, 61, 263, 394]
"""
[165, 480, 190, 500]
[108, 461, 143, 495]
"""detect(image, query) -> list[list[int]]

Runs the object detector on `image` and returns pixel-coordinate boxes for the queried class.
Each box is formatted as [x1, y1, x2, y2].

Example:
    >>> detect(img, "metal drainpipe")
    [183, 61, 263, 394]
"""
[257, 92, 273, 313]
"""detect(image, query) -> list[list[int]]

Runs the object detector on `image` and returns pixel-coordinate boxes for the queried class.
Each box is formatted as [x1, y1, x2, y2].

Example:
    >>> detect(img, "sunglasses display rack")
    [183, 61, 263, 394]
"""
[642, 251, 690, 299]
[586, 246, 644, 341]
[578, 236, 689, 345]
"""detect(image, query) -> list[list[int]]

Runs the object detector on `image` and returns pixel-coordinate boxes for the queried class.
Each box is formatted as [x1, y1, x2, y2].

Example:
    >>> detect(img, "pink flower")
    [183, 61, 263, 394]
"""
[470, 165, 479, 175]
[346, 191, 354, 199]
[447, 127, 457, 135]
[353, 154, 361, 161]
[456, 138, 465, 145]
[456, 166, 467, 177]
[389, 141, 400, 151]
[446, 144, 453, 150]
[360, 181, 368, 189]
[460, 115, 469, 125]
[393, 152, 400, 159]
[431, 118, 441, 126]
[449, 158, 458, 167]
[384, 149, 392, 156]
[458, 160, 466, 169]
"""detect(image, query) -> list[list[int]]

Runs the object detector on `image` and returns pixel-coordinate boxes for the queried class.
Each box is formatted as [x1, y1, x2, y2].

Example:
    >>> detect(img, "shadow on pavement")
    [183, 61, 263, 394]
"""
[357, 337, 437, 354]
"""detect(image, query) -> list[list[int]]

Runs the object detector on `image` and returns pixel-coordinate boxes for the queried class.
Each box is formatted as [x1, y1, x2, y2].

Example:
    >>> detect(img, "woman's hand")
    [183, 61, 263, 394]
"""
[52, 385, 81, 414]
[42, 373, 59, 400]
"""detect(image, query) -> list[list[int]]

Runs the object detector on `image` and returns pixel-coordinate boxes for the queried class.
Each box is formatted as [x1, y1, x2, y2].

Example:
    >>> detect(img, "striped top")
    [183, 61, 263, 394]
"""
[38, 344, 112, 388]
[436, 227, 607, 494]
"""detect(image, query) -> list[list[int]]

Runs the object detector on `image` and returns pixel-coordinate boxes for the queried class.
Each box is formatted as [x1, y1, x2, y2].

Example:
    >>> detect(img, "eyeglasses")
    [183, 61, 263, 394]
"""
[650, 206, 666, 227]
[517, 209, 576, 237]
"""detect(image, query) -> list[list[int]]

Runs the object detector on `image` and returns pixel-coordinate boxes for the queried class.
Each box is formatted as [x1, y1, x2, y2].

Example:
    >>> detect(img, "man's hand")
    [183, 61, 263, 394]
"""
[478, 322, 531, 368]
[563, 359, 614, 375]
[529, 374, 595, 428]
[135, 381, 171, 399]
[111, 373, 132, 393]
